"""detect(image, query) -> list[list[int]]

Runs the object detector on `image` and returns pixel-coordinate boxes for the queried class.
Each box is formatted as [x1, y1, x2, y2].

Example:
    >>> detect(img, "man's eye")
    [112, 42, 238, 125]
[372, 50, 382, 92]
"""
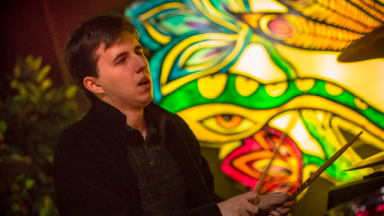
[116, 58, 126, 65]
[200, 114, 256, 135]
[136, 51, 143, 56]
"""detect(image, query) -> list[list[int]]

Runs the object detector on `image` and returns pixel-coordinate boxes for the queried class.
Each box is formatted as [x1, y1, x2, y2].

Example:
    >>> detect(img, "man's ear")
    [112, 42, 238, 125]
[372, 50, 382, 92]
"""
[83, 76, 104, 94]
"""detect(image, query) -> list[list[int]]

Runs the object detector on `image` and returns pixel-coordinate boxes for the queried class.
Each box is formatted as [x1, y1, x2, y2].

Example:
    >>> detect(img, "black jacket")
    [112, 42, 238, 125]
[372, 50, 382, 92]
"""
[53, 99, 223, 216]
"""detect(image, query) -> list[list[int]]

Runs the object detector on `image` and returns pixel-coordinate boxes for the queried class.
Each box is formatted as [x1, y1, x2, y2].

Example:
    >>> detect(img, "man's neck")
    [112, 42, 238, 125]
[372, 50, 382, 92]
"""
[125, 110, 145, 129]
[123, 108, 147, 139]
[98, 97, 149, 138]
[120, 109, 147, 138]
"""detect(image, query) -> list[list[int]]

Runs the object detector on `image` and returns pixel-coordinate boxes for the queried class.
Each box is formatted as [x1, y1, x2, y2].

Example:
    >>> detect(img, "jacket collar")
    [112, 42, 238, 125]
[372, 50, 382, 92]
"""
[86, 99, 170, 144]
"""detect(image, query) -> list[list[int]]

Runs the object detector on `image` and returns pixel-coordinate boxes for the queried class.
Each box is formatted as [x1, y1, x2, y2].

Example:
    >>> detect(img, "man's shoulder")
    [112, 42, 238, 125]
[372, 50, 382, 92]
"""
[56, 108, 104, 146]
[56, 116, 93, 145]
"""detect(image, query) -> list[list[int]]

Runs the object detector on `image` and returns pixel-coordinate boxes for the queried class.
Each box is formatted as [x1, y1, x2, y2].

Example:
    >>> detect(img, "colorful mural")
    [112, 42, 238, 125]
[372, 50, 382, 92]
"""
[126, 0, 384, 200]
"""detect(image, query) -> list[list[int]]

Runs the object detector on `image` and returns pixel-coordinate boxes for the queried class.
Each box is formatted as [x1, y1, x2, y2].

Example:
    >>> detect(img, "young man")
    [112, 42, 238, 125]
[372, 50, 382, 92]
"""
[53, 14, 296, 216]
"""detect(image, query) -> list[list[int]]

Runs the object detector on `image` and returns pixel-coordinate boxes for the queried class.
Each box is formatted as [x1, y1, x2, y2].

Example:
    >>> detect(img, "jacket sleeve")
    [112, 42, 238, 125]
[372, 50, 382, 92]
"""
[53, 128, 138, 216]
[200, 154, 225, 203]
[177, 115, 224, 203]
[171, 115, 225, 216]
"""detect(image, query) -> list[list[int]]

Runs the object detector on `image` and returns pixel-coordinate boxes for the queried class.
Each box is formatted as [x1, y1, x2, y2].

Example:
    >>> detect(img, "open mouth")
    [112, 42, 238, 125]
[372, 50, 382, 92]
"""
[139, 78, 150, 86]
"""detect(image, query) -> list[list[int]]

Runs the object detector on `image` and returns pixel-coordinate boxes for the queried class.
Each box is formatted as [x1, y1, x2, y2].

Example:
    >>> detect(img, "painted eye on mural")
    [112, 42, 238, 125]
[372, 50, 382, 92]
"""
[176, 104, 268, 143]
[200, 114, 255, 135]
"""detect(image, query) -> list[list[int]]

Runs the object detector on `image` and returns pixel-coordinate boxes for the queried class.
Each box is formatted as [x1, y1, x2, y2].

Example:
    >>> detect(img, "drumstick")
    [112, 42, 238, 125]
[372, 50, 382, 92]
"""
[289, 131, 363, 200]
[252, 133, 286, 193]
[253, 108, 302, 193]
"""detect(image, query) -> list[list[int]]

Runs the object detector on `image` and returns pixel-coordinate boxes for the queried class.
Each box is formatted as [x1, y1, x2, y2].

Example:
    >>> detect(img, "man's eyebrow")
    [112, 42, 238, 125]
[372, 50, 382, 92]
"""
[112, 52, 128, 64]
[112, 45, 143, 63]
[134, 44, 143, 50]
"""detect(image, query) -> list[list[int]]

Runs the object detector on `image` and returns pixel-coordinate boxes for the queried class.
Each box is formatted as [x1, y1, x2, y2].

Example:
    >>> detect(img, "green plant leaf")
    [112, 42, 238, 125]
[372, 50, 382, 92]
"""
[54, 88, 65, 101]
[25, 179, 35, 189]
[65, 85, 77, 99]
[18, 85, 27, 97]
[33, 57, 42, 70]
[11, 154, 22, 160]
[44, 89, 56, 101]
[14, 65, 21, 78]
[13, 93, 27, 102]
[41, 79, 52, 91]
[11, 79, 18, 89]
[2, 55, 82, 215]
[30, 94, 39, 104]
[30, 114, 38, 122]
[39, 208, 48, 216]
[46, 155, 54, 163]
[11, 203, 21, 213]
[37, 65, 51, 83]
[44, 196, 53, 209]
[26, 55, 34, 66]
[0, 121, 7, 132]
[26, 82, 41, 97]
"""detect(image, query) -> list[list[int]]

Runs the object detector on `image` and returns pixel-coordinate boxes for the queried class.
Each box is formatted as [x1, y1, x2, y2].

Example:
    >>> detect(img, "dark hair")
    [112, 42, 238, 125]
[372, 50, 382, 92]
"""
[64, 14, 139, 102]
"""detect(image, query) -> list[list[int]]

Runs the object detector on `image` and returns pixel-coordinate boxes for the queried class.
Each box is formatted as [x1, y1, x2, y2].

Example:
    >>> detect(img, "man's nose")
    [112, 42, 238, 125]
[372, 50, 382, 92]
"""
[134, 55, 148, 72]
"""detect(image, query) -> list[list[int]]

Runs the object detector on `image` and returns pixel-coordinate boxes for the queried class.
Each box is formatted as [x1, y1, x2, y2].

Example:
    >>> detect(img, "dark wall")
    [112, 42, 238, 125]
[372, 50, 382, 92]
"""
[1, 0, 134, 87]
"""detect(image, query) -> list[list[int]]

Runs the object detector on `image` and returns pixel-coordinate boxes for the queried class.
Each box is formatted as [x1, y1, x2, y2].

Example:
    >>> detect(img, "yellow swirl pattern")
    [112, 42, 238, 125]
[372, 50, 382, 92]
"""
[161, 24, 250, 96]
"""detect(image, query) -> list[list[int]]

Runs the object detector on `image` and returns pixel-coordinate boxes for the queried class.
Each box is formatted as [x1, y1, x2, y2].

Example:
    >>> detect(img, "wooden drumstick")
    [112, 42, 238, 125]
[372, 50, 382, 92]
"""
[252, 133, 286, 193]
[253, 108, 301, 193]
[289, 131, 363, 200]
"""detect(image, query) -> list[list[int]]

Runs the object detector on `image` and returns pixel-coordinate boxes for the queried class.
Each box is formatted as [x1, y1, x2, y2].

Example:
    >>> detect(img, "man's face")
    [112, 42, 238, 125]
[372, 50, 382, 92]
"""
[93, 32, 152, 110]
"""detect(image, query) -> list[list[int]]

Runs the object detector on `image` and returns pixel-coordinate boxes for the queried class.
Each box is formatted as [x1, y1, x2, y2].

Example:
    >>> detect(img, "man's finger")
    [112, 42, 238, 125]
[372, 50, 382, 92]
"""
[243, 191, 260, 205]
[258, 192, 289, 211]
[239, 208, 249, 216]
[283, 198, 297, 208]
[276, 206, 294, 215]
[267, 210, 280, 216]
[244, 199, 259, 215]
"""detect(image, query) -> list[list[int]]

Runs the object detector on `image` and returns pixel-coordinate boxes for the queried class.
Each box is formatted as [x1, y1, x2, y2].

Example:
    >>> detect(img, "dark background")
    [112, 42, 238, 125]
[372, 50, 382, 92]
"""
[1, 0, 136, 89]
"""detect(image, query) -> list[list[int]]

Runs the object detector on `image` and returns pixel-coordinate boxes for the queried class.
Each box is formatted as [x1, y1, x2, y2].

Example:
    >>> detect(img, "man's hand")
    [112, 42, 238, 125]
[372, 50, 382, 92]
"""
[218, 192, 260, 216]
[257, 192, 296, 216]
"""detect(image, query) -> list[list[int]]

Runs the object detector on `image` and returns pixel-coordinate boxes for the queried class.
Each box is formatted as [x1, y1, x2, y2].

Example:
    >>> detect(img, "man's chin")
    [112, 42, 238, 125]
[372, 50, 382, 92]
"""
[141, 95, 154, 106]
